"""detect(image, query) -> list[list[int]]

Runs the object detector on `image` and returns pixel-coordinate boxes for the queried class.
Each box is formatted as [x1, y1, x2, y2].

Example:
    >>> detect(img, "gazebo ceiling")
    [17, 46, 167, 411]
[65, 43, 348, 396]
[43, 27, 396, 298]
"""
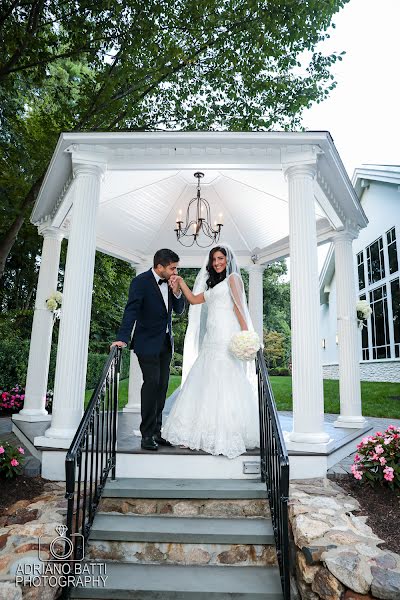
[95, 168, 328, 263]
[31, 131, 368, 266]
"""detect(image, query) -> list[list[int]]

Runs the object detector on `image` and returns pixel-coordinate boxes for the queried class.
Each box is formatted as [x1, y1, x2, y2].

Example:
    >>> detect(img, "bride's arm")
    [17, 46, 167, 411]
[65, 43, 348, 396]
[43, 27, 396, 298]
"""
[170, 276, 205, 305]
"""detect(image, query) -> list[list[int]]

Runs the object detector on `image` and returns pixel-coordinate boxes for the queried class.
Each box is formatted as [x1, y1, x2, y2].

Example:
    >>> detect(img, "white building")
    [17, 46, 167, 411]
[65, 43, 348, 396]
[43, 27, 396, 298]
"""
[320, 165, 400, 383]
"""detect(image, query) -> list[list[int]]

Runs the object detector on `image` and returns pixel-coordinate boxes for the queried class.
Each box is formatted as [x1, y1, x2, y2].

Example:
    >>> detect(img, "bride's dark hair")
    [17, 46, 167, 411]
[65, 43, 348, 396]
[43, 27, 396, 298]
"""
[206, 246, 227, 289]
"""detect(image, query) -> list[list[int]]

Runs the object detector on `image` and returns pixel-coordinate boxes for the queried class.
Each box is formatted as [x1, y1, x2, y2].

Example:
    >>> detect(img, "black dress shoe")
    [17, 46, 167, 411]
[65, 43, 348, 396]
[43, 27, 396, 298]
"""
[141, 436, 158, 451]
[154, 435, 173, 447]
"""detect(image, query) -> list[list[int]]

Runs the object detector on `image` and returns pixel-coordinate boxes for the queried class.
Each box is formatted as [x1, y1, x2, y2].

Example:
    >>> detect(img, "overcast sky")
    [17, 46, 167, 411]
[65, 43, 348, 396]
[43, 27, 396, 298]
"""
[301, 0, 399, 178]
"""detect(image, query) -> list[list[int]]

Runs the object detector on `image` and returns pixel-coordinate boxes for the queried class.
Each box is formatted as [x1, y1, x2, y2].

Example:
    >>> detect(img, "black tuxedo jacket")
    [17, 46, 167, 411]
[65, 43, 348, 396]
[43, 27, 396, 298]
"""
[116, 269, 185, 355]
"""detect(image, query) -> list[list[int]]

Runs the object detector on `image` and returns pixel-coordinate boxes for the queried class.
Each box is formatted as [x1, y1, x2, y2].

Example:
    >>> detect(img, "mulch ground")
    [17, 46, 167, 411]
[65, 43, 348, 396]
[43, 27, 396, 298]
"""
[0, 475, 49, 514]
[329, 474, 400, 555]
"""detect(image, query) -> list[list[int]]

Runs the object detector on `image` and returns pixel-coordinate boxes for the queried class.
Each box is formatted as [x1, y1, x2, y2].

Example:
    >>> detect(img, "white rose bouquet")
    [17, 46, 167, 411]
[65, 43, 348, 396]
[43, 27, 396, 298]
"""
[229, 330, 261, 361]
[356, 299, 372, 330]
[46, 291, 63, 320]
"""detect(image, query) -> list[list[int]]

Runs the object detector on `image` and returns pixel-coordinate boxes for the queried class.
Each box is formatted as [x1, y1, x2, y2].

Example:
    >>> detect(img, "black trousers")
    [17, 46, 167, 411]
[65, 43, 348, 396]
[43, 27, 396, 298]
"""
[136, 334, 172, 438]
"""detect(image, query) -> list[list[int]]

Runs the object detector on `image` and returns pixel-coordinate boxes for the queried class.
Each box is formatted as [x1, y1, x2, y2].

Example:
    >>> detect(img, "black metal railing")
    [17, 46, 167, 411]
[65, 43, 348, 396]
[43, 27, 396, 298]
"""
[65, 346, 121, 561]
[256, 349, 290, 600]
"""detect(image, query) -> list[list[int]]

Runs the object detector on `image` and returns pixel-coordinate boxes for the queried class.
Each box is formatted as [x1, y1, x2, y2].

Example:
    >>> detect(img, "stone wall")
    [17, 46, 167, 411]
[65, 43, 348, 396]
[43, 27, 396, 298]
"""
[322, 360, 400, 383]
[289, 478, 400, 600]
[0, 481, 66, 599]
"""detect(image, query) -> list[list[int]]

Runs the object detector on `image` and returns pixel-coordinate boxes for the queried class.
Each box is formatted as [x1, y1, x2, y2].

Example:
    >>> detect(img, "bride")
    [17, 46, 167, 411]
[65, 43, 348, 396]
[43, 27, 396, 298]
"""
[162, 244, 260, 459]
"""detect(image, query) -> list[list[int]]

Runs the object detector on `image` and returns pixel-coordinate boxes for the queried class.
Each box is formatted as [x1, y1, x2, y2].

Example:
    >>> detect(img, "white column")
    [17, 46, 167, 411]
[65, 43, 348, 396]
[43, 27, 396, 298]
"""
[124, 264, 148, 413]
[35, 162, 105, 448]
[248, 264, 264, 340]
[284, 164, 331, 449]
[13, 224, 63, 423]
[333, 229, 367, 428]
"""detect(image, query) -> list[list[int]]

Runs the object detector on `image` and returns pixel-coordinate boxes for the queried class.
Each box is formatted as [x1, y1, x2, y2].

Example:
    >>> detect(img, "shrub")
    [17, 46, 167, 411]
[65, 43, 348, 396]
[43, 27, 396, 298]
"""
[268, 367, 290, 376]
[351, 426, 400, 490]
[0, 442, 25, 478]
[170, 365, 182, 376]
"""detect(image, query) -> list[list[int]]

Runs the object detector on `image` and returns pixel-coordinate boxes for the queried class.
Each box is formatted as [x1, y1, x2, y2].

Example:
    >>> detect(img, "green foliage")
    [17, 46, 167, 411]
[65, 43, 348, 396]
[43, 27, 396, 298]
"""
[0, 336, 128, 391]
[263, 330, 286, 368]
[0, 2, 348, 368]
[90, 254, 135, 351]
[268, 367, 290, 376]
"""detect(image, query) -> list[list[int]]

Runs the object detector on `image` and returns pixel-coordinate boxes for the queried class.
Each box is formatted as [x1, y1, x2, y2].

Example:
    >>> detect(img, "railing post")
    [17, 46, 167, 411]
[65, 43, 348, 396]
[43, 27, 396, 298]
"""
[112, 349, 120, 481]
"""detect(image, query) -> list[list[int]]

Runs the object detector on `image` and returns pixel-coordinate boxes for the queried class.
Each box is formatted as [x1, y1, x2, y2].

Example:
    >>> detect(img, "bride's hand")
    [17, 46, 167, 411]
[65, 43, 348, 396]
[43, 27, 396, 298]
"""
[169, 275, 182, 286]
[169, 275, 182, 294]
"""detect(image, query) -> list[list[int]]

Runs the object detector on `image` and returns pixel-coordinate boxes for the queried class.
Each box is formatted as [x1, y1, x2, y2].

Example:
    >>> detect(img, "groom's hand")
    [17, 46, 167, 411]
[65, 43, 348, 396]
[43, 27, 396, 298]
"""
[110, 340, 127, 350]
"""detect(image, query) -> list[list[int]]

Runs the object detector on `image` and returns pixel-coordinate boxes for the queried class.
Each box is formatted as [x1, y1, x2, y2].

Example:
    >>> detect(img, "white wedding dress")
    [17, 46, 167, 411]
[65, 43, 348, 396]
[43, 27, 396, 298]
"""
[162, 279, 260, 458]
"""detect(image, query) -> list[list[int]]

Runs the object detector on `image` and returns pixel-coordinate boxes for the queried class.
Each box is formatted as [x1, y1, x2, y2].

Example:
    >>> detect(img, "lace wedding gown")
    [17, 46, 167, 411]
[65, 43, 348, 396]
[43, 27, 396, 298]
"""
[162, 279, 260, 458]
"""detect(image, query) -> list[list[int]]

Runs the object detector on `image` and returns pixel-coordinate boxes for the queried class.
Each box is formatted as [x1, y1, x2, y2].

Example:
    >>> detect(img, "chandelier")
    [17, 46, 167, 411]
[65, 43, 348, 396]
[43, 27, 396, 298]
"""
[174, 172, 223, 247]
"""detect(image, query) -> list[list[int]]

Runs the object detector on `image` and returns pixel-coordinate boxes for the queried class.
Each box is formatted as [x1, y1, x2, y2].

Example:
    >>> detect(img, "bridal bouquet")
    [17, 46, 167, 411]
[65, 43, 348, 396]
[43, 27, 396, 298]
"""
[229, 331, 261, 361]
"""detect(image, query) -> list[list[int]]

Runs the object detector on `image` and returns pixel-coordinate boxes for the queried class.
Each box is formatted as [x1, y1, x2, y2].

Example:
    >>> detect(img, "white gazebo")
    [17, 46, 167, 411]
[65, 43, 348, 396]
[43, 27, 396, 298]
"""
[12, 131, 370, 480]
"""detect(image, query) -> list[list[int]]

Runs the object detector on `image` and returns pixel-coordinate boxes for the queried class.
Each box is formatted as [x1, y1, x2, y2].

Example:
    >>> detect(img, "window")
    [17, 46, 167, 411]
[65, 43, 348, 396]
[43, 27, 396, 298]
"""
[357, 251, 365, 290]
[387, 227, 399, 275]
[367, 237, 385, 285]
[359, 293, 369, 360]
[370, 285, 391, 359]
[391, 278, 400, 358]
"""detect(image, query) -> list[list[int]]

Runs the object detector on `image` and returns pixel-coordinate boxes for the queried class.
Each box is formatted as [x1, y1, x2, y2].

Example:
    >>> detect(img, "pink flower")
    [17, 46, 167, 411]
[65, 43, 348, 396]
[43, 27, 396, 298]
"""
[356, 442, 363, 450]
[375, 431, 383, 437]
[17, 447, 24, 454]
[0, 446, 4, 454]
[361, 437, 370, 445]
[375, 445, 384, 455]
[383, 466, 394, 482]
[354, 454, 361, 463]
[384, 437, 393, 445]
[10, 458, 19, 467]
[387, 425, 396, 431]
[379, 457, 387, 466]
[371, 453, 379, 461]
[351, 464, 362, 480]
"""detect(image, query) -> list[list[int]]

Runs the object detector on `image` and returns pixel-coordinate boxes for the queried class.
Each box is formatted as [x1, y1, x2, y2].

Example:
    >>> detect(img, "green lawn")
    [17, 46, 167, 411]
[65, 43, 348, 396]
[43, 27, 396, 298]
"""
[270, 377, 400, 419]
[85, 375, 400, 418]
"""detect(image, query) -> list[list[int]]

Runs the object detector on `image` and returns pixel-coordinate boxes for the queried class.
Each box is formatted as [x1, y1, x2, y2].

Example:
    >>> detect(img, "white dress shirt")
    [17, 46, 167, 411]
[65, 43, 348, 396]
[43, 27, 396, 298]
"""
[152, 269, 182, 333]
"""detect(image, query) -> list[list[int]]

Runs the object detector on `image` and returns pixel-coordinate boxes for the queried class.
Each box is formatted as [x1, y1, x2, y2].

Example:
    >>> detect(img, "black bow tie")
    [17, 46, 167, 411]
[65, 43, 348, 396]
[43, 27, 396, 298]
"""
[158, 278, 167, 285]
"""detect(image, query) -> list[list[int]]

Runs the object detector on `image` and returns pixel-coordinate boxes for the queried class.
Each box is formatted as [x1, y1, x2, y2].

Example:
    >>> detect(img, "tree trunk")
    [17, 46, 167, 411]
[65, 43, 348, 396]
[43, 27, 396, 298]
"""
[0, 172, 45, 280]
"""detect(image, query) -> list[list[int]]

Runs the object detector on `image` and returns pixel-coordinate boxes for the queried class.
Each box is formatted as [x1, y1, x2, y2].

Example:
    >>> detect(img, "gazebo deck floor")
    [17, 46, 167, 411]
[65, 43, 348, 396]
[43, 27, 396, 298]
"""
[12, 409, 371, 457]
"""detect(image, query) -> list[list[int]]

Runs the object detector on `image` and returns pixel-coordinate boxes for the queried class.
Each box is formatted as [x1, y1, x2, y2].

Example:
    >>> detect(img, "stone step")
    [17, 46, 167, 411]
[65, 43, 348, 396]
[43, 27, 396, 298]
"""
[98, 496, 270, 519]
[69, 563, 283, 599]
[103, 478, 267, 499]
[90, 514, 273, 545]
[87, 538, 277, 567]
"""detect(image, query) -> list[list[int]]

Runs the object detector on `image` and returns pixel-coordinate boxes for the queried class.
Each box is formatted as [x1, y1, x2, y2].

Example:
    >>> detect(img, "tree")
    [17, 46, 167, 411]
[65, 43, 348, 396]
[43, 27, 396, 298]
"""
[0, 0, 348, 277]
[263, 330, 286, 369]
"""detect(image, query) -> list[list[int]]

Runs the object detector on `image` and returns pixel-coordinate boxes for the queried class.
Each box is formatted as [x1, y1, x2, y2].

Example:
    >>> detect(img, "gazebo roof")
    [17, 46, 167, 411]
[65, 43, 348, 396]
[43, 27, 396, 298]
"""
[32, 131, 368, 267]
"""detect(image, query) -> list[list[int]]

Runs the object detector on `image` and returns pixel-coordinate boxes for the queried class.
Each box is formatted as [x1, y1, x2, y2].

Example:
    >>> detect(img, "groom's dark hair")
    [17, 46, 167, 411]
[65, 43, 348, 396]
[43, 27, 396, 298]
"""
[153, 249, 180, 268]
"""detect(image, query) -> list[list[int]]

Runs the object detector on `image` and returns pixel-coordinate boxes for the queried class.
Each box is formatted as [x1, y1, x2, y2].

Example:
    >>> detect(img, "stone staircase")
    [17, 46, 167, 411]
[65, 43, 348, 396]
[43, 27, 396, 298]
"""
[70, 478, 283, 599]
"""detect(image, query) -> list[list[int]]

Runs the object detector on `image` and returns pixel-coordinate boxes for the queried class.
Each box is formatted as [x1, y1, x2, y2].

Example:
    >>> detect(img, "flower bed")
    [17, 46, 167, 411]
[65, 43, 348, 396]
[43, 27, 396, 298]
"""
[351, 425, 400, 489]
[0, 441, 25, 478]
[0, 385, 53, 416]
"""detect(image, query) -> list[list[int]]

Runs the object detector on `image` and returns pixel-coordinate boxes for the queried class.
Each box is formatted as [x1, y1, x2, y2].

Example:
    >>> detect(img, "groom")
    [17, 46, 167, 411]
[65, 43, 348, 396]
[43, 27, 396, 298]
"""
[111, 249, 185, 450]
